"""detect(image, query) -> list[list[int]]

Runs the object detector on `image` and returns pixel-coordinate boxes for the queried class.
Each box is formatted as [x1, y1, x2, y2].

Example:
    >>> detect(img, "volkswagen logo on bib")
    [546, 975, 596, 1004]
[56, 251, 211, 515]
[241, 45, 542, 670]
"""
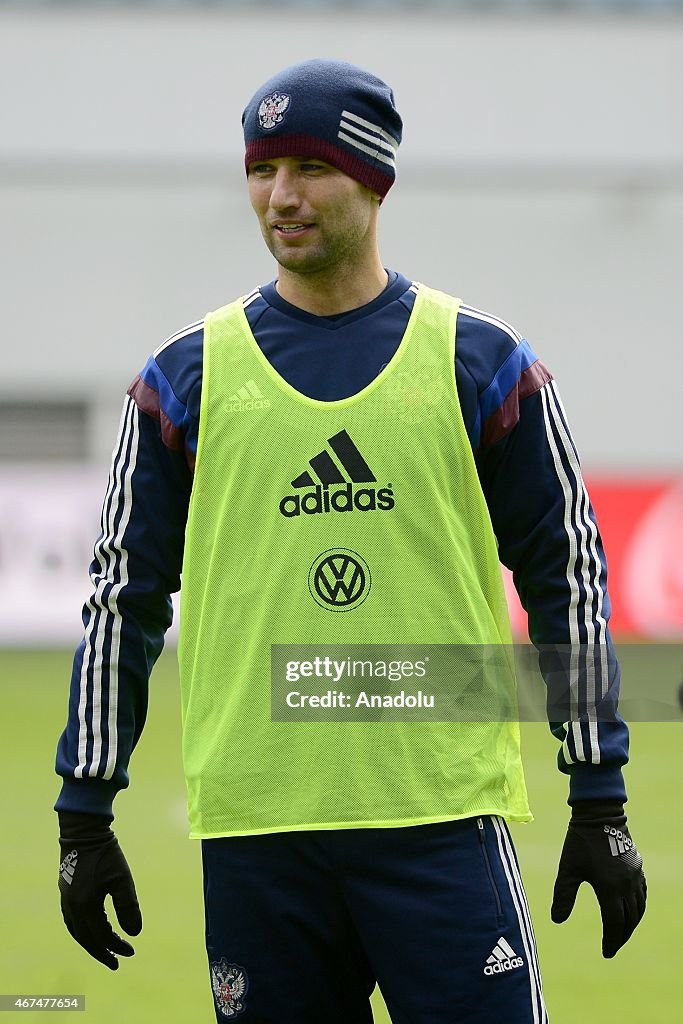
[309, 549, 371, 611]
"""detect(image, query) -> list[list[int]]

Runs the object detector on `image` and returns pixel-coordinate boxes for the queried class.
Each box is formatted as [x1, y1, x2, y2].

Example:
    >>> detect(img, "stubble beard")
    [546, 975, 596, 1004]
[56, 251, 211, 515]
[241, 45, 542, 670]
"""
[263, 213, 371, 278]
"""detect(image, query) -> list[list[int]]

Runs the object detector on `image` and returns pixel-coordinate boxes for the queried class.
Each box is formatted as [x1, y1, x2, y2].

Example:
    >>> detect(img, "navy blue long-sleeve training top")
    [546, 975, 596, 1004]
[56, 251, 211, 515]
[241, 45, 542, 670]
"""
[55, 272, 629, 820]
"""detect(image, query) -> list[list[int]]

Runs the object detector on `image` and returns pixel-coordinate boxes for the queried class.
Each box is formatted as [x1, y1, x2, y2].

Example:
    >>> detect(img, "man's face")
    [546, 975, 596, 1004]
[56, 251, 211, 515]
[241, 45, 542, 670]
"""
[247, 156, 379, 276]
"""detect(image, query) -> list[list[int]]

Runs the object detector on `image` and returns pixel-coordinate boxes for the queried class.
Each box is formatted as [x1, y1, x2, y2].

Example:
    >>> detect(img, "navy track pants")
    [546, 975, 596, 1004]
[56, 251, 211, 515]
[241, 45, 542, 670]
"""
[202, 816, 549, 1023]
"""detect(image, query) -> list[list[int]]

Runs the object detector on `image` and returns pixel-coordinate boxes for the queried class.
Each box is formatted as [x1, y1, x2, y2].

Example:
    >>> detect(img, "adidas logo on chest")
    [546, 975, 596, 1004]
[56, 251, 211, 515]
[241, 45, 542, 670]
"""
[279, 429, 394, 518]
[225, 379, 271, 412]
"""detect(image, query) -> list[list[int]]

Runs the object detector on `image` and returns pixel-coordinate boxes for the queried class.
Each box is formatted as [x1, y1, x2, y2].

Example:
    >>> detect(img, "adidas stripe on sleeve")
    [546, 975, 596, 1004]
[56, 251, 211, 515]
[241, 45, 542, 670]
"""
[54, 336, 196, 818]
[475, 376, 628, 803]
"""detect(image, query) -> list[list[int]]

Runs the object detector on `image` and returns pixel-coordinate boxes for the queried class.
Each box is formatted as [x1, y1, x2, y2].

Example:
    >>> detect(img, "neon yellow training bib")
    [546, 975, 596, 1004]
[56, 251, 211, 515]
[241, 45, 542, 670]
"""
[178, 283, 531, 837]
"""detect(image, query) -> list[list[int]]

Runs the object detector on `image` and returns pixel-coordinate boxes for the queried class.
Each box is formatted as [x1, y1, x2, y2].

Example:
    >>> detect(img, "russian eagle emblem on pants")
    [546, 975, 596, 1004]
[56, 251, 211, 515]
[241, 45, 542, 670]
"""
[211, 959, 248, 1018]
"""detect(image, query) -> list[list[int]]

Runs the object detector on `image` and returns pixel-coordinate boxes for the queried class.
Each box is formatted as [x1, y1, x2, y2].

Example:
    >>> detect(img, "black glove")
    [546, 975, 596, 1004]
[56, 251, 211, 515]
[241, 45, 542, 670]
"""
[58, 811, 142, 970]
[551, 799, 647, 958]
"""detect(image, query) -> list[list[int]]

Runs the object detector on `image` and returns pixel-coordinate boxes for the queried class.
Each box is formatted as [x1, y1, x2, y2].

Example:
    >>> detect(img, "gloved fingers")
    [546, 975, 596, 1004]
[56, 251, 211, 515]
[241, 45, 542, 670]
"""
[110, 875, 143, 936]
[623, 882, 647, 948]
[600, 867, 648, 958]
[621, 890, 641, 946]
[86, 901, 137, 957]
[62, 912, 122, 971]
[599, 891, 626, 959]
[550, 867, 582, 924]
[63, 895, 137, 959]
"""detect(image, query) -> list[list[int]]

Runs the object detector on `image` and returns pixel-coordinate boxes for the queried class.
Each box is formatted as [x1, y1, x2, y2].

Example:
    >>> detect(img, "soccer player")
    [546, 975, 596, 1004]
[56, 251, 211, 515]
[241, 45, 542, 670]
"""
[55, 60, 647, 1023]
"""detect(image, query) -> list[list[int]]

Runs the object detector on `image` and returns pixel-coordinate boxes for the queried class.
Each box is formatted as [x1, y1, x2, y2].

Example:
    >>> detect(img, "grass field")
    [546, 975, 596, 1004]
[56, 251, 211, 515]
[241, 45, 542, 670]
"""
[1, 646, 680, 1023]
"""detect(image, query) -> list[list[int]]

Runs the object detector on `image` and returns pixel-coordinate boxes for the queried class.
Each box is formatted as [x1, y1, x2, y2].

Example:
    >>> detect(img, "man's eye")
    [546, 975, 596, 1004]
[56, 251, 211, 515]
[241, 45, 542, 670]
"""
[301, 163, 325, 172]
[249, 164, 274, 175]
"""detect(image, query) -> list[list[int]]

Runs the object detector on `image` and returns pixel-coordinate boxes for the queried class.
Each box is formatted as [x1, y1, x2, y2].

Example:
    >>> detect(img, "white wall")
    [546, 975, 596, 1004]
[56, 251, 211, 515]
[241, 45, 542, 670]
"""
[1, 9, 681, 468]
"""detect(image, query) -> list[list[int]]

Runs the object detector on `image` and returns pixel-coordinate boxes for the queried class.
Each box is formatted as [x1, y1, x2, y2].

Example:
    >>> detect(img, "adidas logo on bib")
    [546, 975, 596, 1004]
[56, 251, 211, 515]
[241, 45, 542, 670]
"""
[279, 429, 394, 518]
[484, 937, 524, 976]
[225, 379, 271, 412]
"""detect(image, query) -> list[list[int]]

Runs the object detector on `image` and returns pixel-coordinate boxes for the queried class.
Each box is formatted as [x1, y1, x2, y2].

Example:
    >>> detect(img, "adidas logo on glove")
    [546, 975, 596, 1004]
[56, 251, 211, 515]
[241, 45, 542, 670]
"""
[604, 825, 634, 856]
[59, 850, 78, 886]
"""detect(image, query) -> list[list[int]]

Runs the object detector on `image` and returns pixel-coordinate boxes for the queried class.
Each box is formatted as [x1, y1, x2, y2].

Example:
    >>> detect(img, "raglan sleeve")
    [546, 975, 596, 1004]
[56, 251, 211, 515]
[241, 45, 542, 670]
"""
[54, 339, 200, 821]
[456, 314, 628, 804]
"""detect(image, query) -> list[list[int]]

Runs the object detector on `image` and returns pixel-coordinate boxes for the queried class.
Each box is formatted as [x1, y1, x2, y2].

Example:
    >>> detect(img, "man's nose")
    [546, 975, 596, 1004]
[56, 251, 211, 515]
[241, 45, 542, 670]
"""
[269, 168, 302, 210]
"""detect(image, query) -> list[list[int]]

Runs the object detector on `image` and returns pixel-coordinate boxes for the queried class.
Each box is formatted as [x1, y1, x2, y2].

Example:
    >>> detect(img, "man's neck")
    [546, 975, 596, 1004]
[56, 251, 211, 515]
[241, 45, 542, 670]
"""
[275, 260, 389, 316]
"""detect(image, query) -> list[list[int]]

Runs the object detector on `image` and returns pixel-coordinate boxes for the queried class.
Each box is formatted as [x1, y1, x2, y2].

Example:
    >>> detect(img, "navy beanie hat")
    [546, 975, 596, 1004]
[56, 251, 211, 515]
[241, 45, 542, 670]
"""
[242, 59, 402, 198]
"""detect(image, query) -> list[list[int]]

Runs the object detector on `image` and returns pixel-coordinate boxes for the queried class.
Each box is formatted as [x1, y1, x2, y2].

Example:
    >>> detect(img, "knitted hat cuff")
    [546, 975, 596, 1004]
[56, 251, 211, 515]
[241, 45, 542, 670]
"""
[245, 134, 395, 198]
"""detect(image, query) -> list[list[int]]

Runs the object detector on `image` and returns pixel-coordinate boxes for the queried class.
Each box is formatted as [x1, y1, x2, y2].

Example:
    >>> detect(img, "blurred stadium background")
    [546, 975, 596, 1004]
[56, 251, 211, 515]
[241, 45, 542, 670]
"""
[0, 1, 681, 1021]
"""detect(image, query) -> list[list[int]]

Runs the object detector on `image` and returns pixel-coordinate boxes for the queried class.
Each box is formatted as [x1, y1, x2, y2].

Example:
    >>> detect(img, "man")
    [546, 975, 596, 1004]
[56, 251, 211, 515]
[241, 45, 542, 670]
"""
[56, 60, 646, 1023]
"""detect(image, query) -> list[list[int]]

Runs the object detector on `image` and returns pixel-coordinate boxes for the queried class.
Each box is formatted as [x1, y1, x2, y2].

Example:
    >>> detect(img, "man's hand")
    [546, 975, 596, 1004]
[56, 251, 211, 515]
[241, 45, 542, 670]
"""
[58, 811, 142, 970]
[551, 800, 647, 958]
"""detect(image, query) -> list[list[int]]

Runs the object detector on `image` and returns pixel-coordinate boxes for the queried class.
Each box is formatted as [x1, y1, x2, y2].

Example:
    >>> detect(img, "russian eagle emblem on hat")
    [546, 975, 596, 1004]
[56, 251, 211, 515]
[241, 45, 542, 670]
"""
[210, 959, 248, 1018]
[258, 92, 291, 131]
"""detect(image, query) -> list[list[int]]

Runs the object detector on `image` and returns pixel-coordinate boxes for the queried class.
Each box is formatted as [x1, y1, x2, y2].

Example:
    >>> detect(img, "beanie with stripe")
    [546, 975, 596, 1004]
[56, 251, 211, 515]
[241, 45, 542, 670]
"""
[242, 59, 402, 199]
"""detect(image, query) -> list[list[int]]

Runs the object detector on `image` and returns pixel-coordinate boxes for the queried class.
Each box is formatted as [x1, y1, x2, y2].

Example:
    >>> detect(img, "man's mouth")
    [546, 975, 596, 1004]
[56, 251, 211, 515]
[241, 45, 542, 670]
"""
[271, 223, 314, 237]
